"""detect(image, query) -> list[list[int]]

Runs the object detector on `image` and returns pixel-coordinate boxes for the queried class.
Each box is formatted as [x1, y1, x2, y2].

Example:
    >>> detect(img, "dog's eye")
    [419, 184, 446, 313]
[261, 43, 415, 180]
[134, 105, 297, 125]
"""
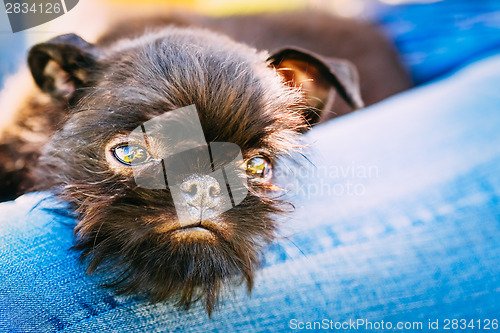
[244, 156, 272, 179]
[112, 144, 150, 166]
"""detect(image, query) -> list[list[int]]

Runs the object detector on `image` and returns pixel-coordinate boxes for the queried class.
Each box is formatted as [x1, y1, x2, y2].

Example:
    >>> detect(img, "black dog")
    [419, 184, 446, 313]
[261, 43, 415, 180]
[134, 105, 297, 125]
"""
[0, 12, 406, 313]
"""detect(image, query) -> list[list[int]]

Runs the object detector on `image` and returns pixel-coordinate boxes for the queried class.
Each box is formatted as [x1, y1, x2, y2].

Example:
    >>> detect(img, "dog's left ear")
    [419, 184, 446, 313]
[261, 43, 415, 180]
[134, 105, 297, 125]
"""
[28, 33, 99, 101]
[268, 47, 363, 125]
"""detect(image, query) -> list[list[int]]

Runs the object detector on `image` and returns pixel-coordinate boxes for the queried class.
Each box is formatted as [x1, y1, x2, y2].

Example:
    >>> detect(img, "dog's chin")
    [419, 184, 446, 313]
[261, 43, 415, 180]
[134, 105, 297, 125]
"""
[72, 208, 272, 315]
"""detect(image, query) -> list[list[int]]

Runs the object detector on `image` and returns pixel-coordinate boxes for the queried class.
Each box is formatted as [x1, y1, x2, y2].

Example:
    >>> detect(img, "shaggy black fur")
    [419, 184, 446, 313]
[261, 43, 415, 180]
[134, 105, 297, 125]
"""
[0, 16, 366, 314]
[33, 28, 307, 314]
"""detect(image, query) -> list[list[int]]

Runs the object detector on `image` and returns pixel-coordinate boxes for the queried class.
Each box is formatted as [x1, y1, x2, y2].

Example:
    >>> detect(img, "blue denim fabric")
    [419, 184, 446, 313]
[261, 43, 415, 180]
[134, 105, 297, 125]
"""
[374, 0, 500, 84]
[1, 52, 500, 332]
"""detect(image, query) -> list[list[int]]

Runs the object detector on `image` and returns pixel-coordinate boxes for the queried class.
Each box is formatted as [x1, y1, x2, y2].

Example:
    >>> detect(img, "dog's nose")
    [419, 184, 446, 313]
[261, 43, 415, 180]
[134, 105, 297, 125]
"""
[180, 174, 221, 209]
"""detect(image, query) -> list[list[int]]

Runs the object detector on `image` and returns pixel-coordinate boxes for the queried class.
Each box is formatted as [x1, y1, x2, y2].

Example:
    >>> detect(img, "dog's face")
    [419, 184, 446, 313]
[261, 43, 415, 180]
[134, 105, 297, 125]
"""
[28, 28, 361, 313]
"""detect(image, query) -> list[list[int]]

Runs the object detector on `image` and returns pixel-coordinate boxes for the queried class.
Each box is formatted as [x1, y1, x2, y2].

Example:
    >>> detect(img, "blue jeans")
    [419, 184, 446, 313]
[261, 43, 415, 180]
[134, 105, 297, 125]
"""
[1, 49, 499, 331]
[374, 0, 500, 84]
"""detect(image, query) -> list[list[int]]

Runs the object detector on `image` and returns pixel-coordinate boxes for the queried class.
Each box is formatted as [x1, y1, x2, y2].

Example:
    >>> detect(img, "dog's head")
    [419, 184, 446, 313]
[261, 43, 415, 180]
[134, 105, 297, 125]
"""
[28, 28, 362, 313]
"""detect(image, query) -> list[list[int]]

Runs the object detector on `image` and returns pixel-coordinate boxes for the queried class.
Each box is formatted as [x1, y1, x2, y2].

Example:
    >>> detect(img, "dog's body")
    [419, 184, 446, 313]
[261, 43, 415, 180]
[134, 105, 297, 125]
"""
[0, 11, 410, 313]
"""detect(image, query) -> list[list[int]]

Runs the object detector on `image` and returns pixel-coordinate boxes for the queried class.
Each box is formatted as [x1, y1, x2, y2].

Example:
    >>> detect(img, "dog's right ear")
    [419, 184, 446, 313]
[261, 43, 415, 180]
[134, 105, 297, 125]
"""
[268, 47, 363, 125]
[28, 34, 99, 101]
